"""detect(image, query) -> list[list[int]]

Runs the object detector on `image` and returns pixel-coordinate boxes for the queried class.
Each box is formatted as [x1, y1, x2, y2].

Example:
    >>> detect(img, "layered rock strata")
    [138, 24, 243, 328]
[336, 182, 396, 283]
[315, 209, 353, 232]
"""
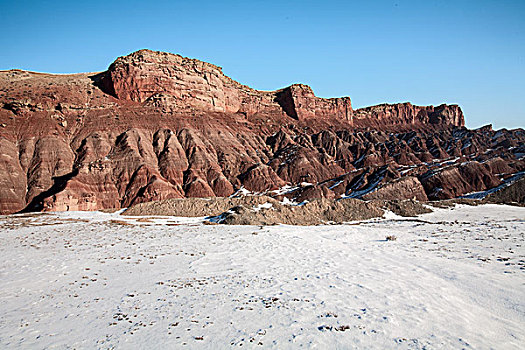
[0, 49, 522, 214]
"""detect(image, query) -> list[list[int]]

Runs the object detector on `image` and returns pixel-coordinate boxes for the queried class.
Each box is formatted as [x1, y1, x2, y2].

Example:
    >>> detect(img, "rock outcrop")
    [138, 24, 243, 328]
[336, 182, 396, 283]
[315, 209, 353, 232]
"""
[353, 102, 464, 129]
[485, 176, 525, 205]
[0, 49, 522, 214]
[275, 84, 352, 121]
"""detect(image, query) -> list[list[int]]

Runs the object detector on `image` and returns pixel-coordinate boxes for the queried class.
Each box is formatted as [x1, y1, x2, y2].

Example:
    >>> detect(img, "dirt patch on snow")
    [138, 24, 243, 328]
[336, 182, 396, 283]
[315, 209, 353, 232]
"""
[208, 198, 383, 225]
[427, 198, 483, 208]
[123, 196, 384, 225]
[122, 196, 449, 225]
[485, 177, 525, 206]
[371, 199, 432, 217]
[122, 196, 281, 217]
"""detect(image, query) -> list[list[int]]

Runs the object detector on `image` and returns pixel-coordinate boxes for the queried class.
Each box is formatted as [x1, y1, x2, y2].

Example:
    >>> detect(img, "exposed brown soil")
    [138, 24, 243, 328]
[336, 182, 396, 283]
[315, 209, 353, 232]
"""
[370, 199, 432, 217]
[427, 198, 483, 209]
[123, 196, 280, 217]
[122, 196, 437, 225]
[217, 198, 383, 226]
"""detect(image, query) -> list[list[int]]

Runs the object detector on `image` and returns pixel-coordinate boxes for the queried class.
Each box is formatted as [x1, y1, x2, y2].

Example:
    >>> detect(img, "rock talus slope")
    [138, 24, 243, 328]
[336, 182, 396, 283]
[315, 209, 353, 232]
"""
[0, 49, 523, 214]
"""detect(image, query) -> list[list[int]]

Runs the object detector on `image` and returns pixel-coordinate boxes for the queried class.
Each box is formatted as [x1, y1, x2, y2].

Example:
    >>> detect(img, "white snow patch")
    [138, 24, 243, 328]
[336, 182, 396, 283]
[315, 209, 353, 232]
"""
[271, 184, 300, 196]
[253, 202, 273, 212]
[328, 180, 343, 190]
[0, 205, 524, 348]
[461, 171, 525, 199]
[230, 186, 252, 197]
[280, 197, 294, 205]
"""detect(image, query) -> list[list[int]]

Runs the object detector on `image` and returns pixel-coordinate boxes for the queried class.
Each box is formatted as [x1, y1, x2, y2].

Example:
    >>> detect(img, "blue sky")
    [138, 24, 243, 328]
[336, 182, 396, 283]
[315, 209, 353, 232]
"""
[1, 0, 524, 129]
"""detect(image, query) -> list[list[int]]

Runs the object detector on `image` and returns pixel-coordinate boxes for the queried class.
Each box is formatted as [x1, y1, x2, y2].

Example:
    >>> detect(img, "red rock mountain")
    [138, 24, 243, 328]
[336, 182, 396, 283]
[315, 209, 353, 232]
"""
[0, 49, 523, 214]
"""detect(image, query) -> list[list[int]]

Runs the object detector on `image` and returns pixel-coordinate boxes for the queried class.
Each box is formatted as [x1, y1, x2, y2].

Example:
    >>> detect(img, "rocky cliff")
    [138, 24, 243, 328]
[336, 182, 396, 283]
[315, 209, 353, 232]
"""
[0, 49, 522, 214]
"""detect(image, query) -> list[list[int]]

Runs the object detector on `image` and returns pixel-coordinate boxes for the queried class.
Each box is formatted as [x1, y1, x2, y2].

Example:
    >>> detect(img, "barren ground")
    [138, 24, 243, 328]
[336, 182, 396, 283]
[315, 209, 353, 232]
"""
[0, 204, 524, 349]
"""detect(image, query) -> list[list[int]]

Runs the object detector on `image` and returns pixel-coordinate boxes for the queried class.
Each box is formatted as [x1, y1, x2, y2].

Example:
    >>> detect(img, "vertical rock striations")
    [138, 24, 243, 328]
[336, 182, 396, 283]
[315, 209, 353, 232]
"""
[0, 49, 519, 214]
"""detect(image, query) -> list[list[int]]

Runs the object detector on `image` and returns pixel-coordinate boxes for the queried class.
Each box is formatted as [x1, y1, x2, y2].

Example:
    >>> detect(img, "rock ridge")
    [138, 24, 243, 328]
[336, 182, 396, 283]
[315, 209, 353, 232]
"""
[0, 49, 520, 214]
[99, 49, 461, 126]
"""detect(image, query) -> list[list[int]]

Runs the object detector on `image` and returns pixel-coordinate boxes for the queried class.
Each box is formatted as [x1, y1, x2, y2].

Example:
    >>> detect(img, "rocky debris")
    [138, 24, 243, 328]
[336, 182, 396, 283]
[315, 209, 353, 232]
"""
[216, 198, 384, 225]
[427, 198, 483, 208]
[122, 196, 281, 217]
[123, 196, 386, 225]
[485, 176, 525, 205]
[0, 49, 523, 214]
[363, 176, 428, 202]
[371, 199, 433, 217]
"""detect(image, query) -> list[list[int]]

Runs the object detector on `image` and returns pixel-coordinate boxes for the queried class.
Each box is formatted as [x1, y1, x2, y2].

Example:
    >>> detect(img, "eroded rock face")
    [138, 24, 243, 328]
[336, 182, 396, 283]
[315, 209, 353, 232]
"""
[363, 177, 428, 202]
[101, 50, 245, 113]
[275, 84, 352, 121]
[353, 102, 464, 128]
[0, 138, 27, 213]
[0, 49, 522, 214]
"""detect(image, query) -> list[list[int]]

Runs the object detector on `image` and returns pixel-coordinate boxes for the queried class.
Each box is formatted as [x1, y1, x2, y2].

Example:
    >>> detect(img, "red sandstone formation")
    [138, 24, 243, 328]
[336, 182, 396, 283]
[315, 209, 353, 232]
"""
[0, 50, 522, 214]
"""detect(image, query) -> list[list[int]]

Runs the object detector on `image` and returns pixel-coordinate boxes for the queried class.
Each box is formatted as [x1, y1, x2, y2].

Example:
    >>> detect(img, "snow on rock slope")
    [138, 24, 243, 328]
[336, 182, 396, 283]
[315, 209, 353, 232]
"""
[0, 204, 524, 348]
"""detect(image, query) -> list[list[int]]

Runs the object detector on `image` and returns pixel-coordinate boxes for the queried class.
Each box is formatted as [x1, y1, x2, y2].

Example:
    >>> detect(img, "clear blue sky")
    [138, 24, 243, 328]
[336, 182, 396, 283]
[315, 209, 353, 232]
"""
[1, 0, 524, 129]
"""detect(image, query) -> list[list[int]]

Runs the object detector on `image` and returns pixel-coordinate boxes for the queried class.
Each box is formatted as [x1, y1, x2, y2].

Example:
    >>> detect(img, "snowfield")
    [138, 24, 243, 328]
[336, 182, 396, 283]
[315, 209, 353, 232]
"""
[0, 204, 524, 349]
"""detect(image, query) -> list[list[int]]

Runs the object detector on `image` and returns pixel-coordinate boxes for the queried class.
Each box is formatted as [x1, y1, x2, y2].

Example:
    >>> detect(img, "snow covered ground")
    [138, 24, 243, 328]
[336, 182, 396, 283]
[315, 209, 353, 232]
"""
[0, 204, 524, 349]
